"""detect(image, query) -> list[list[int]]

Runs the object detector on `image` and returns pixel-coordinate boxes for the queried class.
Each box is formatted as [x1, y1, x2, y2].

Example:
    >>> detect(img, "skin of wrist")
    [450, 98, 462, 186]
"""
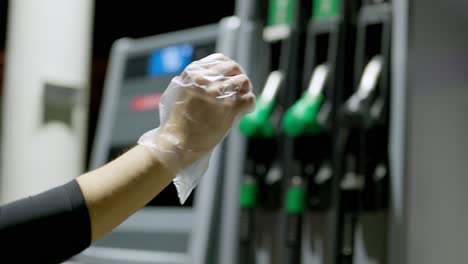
[136, 144, 175, 176]
[149, 129, 207, 172]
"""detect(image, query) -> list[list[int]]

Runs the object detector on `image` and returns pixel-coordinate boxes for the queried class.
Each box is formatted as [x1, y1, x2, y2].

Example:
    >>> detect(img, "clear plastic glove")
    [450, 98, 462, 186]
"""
[138, 53, 255, 204]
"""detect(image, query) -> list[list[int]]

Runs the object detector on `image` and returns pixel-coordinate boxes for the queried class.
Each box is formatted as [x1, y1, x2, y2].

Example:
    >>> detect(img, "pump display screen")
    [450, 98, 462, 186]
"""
[123, 43, 213, 81]
[147, 44, 194, 77]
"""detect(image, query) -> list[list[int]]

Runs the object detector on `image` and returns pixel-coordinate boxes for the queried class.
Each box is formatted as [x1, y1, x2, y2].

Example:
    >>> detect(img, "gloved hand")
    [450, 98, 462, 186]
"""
[138, 53, 255, 203]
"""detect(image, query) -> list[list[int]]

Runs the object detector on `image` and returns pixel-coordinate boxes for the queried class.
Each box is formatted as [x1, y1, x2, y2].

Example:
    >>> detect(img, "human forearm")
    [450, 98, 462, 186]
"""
[76, 145, 174, 242]
[76, 53, 255, 243]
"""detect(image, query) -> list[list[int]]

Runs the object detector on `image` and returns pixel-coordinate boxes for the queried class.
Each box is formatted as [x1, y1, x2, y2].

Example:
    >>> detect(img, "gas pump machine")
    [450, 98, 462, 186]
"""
[220, 0, 394, 263]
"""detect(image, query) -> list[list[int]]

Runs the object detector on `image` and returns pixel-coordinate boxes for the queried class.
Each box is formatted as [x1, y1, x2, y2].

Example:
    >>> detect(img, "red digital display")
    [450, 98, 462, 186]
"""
[131, 93, 162, 112]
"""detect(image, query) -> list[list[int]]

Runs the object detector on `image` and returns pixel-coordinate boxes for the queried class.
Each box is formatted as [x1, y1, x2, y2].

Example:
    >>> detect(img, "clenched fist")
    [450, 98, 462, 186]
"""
[138, 53, 255, 203]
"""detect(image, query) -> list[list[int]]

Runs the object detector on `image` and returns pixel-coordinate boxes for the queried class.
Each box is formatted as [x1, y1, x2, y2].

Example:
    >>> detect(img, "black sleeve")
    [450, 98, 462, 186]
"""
[0, 179, 91, 264]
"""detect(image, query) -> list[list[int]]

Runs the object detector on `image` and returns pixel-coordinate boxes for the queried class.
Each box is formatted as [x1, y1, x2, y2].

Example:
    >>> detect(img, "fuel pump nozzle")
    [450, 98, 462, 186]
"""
[337, 55, 386, 264]
[238, 70, 284, 264]
[282, 64, 329, 137]
[342, 55, 383, 128]
[239, 71, 284, 138]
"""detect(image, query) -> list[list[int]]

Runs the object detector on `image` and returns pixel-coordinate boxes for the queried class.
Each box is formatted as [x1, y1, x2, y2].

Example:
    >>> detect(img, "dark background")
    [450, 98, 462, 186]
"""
[0, 1, 235, 168]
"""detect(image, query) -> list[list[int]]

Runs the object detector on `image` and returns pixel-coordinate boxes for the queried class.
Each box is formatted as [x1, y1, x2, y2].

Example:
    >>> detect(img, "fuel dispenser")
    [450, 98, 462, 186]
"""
[336, 1, 392, 263]
[238, 71, 283, 264]
[221, 0, 393, 263]
[281, 1, 359, 263]
[237, 0, 310, 263]
[220, 0, 468, 263]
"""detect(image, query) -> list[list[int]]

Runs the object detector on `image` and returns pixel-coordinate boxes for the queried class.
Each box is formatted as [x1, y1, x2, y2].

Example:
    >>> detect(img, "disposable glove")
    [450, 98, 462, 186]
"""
[138, 53, 255, 204]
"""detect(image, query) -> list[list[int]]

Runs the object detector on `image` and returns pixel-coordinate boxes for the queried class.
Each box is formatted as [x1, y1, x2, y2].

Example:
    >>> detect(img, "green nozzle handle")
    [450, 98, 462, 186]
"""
[282, 64, 328, 137]
[286, 184, 306, 214]
[239, 71, 283, 138]
[282, 92, 324, 137]
[239, 97, 276, 138]
[240, 179, 258, 209]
